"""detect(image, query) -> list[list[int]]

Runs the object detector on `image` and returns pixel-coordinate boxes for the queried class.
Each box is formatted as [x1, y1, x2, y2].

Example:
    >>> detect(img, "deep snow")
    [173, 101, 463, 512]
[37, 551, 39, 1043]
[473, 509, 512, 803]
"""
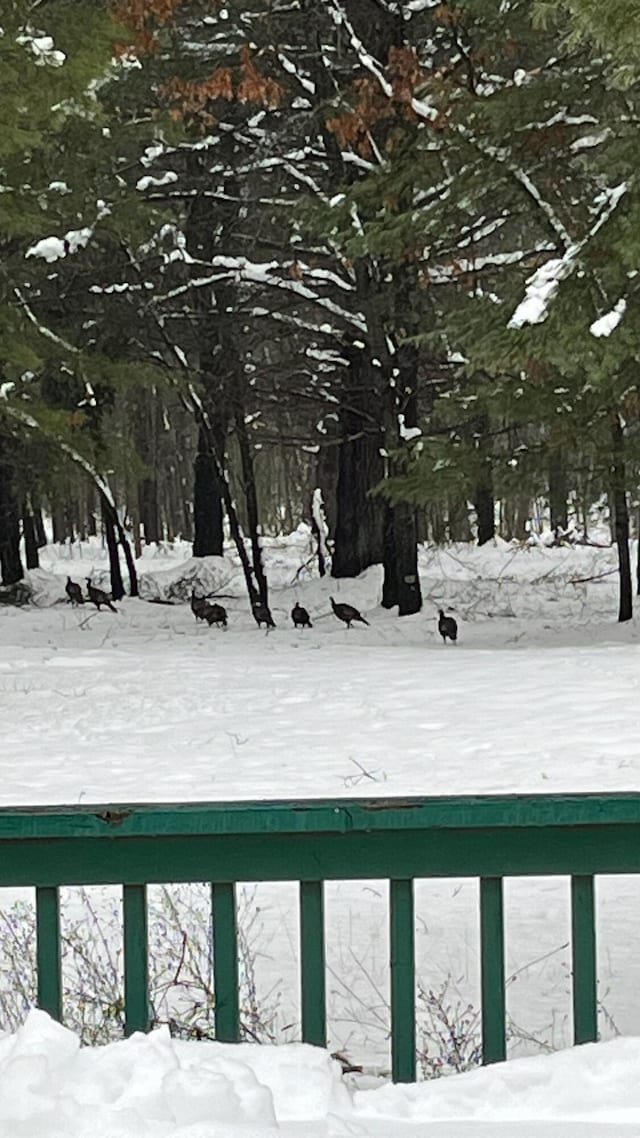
[3, 1009, 640, 1138]
[2, 530, 640, 1131]
[0, 531, 639, 805]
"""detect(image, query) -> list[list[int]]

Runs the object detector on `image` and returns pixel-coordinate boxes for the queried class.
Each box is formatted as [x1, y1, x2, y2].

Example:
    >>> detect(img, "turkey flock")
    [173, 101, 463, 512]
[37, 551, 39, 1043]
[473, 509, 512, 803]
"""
[65, 575, 458, 641]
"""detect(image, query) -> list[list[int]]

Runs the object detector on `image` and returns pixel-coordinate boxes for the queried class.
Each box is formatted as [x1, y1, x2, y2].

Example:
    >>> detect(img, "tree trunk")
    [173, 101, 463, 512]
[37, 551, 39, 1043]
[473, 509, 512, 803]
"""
[475, 475, 495, 545]
[234, 397, 268, 604]
[381, 502, 397, 607]
[311, 488, 330, 578]
[380, 343, 422, 614]
[382, 499, 421, 614]
[448, 498, 472, 542]
[0, 433, 23, 586]
[22, 505, 39, 570]
[86, 488, 97, 537]
[332, 431, 384, 577]
[103, 507, 125, 602]
[52, 499, 66, 544]
[611, 414, 632, 622]
[136, 391, 161, 546]
[118, 520, 139, 597]
[193, 427, 224, 557]
[332, 345, 384, 578]
[100, 491, 137, 599]
[502, 495, 530, 541]
[139, 477, 160, 545]
[315, 436, 339, 540]
[186, 153, 232, 560]
[34, 507, 47, 548]
[549, 451, 568, 535]
[472, 419, 495, 545]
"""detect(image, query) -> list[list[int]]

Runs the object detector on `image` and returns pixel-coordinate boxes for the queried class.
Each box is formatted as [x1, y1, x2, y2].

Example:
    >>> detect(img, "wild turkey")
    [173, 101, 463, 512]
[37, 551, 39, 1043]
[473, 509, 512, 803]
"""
[191, 591, 208, 622]
[86, 578, 118, 613]
[203, 602, 228, 628]
[438, 609, 457, 644]
[252, 599, 276, 629]
[291, 602, 312, 629]
[65, 576, 84, 607]
[330, 596, 369, 629]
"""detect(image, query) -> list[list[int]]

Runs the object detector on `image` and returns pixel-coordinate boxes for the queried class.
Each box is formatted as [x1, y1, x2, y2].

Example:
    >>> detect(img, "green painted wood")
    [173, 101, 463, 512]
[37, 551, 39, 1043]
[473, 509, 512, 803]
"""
[212, 883, 239, 1041]
[571, 875, 598, 1044]
[390, 879, 416, 1082]
[480, 877, 506, 1064]
[123, 884, 149, 1036]
[36, 886, 62, 1021]
[6, 824, 640, 888]
[299, 881, 326, 1046]
[3, 792, 640, 840]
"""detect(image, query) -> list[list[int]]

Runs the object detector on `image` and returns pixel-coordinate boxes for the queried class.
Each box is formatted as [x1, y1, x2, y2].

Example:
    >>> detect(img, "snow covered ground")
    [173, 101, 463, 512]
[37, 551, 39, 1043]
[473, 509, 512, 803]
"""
[0, 529, 638, 804]
[3, 1009, 640, 1138]
[2, 530, 640, 1131]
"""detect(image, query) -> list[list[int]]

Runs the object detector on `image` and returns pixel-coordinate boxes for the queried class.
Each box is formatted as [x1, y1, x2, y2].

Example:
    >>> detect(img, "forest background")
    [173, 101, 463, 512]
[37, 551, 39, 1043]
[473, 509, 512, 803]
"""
[2, 0, 640, 620]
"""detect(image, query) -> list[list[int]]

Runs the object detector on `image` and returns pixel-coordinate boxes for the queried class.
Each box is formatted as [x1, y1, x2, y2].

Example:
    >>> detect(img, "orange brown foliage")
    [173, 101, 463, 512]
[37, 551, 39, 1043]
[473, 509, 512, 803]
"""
[432, 4, 462, 24]
[111, 0, 190, 52]
[237, 44, 283, 108]
[162, 45, 282, 128]
[327, 44, 436, 155]
[388, 45, 426, 104]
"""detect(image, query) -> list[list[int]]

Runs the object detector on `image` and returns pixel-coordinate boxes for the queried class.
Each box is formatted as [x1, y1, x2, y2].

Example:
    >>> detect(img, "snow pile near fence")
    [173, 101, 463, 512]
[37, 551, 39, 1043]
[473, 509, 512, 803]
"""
[2, 1011, 640, 1137]
[0, 1010, 348, 1137]
[355, 1035, 640, 1125]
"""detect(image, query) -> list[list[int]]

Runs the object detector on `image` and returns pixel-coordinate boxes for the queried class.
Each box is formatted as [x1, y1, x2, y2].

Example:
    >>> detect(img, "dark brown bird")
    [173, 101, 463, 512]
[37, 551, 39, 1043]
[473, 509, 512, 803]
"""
[438, 609, 457, 644]
[252, 599, 276, 629]
[330, 596, 369, 629]
[191, 590, 208, 622]
[203, 602, 228, 628]
[65, 576, 84, 606]
[86, 578, 117, 613]
[291, 602, 312, 629]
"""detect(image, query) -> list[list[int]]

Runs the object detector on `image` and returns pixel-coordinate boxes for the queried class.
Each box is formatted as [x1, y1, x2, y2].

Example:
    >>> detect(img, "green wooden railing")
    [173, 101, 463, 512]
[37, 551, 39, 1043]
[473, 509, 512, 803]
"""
[1, 792, 638, 1081]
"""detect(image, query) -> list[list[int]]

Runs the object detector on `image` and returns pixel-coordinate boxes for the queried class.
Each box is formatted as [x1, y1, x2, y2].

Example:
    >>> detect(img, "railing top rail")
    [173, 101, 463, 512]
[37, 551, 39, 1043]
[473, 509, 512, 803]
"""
[1, 791, 640, 839]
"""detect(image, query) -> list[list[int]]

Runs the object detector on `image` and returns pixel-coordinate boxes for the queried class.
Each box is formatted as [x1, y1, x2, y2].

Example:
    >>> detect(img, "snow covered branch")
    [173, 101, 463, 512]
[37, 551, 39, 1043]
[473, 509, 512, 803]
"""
[1, 403, 116, 506]
[509, 182, 629, 328]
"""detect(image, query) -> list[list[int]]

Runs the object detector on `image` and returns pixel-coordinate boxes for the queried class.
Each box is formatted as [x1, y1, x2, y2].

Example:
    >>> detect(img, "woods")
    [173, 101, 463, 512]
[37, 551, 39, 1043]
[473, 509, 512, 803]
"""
[2, 0, 640, 618]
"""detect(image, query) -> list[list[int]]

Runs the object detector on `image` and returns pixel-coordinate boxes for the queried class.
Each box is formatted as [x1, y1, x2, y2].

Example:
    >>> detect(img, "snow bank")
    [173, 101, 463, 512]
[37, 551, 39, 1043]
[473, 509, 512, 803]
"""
[3, 1011, 640, 1136]
[355, 1036, 640, 1124]
[0, 1009, 347, 1137]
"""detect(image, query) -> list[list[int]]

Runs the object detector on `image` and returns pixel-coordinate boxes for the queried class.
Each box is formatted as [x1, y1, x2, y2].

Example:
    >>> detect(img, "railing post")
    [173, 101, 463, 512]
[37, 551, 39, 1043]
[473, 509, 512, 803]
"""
[212, 882, 239, 1041]
[36, 886, 62, 1021]
[299, 881, 326, 1047]
[571, 875, 598, 1044]
[389, 878, 416, 1082]
[123, 884, 149, 1035]
[480, 876, 506, 1064]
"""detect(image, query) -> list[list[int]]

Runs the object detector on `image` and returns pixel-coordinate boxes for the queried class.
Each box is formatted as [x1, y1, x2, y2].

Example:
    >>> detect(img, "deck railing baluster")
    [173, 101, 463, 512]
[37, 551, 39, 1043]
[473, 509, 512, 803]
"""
[36, 886, 62, 1022]
[299, 881, 326, 1047]
[390, 878, 416, 1082]
[123, 883, 149, 1036]
[212, 882, 239, 1041]
[571, 874, 598, 1044]
[480, 876, 506, 1064]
